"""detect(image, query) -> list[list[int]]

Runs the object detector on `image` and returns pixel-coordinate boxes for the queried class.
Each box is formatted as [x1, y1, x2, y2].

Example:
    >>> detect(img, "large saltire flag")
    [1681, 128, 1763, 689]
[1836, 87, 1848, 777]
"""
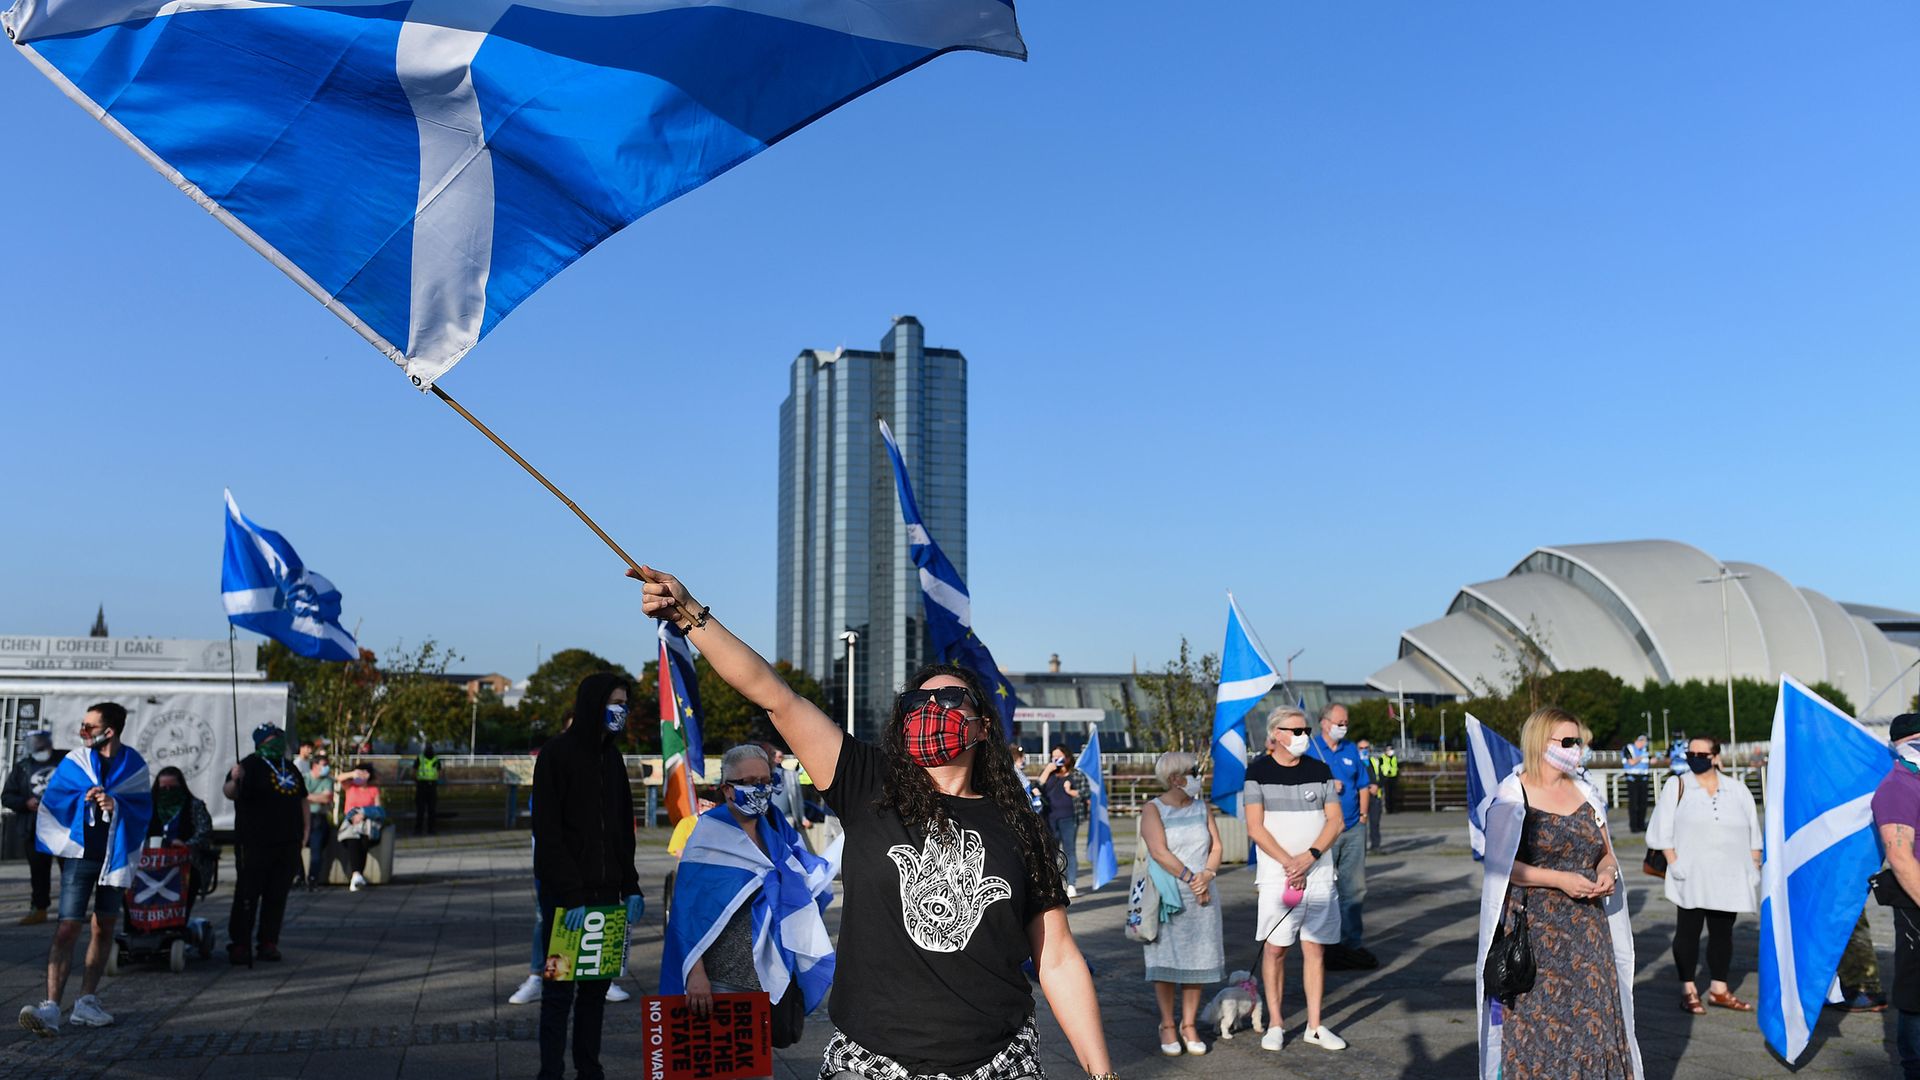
[1464, 712, 1523, 861]
[1076, 726, 1117, 890]
[658, 619, 704, 825]
[1209, 593, 1278, 816]
[1758, 676, 1886, 1063]
[222, 489, 358, 661]
[5, 1, 1026, 389]
[877, 419, 1020, 738]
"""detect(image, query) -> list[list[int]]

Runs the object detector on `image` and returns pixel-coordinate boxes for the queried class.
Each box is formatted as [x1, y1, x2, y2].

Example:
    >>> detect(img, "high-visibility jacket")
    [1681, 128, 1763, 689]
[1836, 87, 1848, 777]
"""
[1375, 753, 1400, 779]
[414, 755, 441, 782]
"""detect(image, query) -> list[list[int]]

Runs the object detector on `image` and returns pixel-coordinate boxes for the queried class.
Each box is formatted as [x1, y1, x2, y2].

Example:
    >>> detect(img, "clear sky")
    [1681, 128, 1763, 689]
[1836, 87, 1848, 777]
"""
[3, 2, 1916, 687]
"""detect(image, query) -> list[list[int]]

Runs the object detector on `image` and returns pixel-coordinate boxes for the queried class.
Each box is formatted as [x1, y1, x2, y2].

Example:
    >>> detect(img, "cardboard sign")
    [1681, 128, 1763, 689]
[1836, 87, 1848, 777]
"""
[543, 906, 628, 981]
[126, 845, 192, 932]
[641, 994, 771, 1080]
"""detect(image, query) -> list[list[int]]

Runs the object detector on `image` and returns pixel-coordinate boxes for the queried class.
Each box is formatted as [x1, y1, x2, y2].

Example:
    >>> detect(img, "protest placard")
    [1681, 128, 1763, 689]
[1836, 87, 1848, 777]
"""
[542, 906, 627, 981]
[640, 993, 771, 1080]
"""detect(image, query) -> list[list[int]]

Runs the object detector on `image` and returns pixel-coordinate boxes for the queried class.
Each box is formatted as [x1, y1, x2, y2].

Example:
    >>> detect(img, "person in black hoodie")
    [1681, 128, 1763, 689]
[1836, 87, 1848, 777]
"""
[531, 673, 643, 1080]
[2, 732, 66, 925]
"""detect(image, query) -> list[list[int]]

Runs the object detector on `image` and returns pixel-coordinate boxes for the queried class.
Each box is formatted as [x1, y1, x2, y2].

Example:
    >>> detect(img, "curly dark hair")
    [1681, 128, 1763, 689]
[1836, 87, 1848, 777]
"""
[875, 663, 1067, 910]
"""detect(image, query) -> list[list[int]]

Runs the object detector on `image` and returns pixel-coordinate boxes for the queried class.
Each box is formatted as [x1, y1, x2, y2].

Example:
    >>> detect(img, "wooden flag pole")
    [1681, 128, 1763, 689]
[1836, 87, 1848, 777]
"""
[431, 384, 642, 574]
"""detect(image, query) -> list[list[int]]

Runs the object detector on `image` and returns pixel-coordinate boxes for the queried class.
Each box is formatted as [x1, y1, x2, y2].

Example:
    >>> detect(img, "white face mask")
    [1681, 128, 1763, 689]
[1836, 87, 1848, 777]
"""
[1180, 775, 1201, 799]
[29, 750, 50, 764]
[1327, 725, 1347, 744]
[1543, 744, 1585, 775]
[1897, 742, 1920, 768]
[1284, 733, 1311, 756]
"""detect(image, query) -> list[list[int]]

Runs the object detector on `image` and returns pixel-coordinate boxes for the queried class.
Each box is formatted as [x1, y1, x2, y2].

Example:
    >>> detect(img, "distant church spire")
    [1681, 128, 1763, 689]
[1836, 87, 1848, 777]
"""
[89, 605, 108, 638]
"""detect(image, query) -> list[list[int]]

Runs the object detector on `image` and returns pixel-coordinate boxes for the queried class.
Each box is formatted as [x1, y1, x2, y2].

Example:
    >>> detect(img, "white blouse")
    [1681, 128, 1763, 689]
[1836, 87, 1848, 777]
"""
[1645, 770, 1763, 913]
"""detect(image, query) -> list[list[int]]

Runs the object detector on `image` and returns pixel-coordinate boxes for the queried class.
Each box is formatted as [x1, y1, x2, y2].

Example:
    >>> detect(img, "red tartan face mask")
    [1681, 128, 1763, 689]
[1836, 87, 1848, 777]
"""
[903, 699, 980, 767]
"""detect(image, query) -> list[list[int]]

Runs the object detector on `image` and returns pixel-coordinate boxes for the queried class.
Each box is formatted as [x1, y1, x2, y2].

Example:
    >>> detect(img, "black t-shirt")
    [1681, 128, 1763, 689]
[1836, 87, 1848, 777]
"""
[820, 736, 1054, 1073]
[233, 754, 306, 848]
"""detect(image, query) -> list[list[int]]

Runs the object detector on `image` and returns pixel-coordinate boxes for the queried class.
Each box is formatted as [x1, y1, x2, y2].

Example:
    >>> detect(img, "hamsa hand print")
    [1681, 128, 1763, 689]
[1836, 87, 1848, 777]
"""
[887, 825, 1013, 953]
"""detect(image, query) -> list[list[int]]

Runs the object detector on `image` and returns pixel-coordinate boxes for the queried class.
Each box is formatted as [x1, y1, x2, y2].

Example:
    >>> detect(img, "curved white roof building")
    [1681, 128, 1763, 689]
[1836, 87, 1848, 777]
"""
[1368, 540, 1920, 718]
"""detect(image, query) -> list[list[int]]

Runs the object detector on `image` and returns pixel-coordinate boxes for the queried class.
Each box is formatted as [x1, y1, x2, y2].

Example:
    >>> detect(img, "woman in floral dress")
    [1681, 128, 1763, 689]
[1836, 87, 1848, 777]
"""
[1476, 707, 1641, 1080]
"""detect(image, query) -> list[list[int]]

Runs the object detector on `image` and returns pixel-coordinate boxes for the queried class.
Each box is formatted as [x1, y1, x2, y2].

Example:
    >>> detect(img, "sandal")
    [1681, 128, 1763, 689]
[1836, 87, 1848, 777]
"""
[1707, 990, 1754, 1012]
[1681, 989, 1705, 1015]
[1159, 1023, 1182, 1057]
[1180, 1022, 1207, 1056]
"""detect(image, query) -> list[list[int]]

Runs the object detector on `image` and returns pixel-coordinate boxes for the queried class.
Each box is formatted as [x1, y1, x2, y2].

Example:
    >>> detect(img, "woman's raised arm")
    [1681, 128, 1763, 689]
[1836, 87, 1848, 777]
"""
[631, 566, 846, 789]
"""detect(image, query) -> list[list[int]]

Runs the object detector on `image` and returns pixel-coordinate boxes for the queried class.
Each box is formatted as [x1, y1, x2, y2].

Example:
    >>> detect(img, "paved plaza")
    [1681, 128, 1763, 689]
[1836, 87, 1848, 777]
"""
[0, 811, 1901, 1079]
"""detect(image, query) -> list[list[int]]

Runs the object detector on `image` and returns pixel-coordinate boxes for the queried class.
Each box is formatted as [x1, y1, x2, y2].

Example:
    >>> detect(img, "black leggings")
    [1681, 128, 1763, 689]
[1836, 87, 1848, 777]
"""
[1674, 906, 1737, 984]
[343, 837, 371, 875]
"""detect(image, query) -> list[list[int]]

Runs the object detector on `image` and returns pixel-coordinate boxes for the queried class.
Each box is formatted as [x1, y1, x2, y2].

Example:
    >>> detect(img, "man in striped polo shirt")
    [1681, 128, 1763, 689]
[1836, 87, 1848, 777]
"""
[1244, 707, 1348, 1053]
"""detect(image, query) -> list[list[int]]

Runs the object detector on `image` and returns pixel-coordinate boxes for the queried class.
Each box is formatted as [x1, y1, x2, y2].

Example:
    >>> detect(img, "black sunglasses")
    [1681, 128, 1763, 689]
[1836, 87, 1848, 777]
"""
[900, 686, 977, 713]
[1555, 736, 1584, 748]
[1277, 726, 1311, 737]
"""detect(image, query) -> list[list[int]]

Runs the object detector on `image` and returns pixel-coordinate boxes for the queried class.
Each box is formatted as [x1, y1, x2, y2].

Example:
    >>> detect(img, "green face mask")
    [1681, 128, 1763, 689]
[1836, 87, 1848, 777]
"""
[258, 737, 287, 761]
[156, 789, 187, 816]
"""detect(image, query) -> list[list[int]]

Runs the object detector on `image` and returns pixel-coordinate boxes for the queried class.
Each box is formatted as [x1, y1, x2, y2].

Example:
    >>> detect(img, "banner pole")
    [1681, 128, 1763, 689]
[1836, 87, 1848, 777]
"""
[431, 385, 642, 573]
[228, 623, 242, 763]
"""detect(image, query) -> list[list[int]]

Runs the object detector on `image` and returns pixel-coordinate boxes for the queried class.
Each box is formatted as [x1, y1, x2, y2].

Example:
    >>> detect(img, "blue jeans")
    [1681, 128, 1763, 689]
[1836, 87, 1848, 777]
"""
[307, 814, 329, 881]
[57, 858, 122, 922]
[1329, 824, 1367, 947]
[1050, 816, 1078, 885]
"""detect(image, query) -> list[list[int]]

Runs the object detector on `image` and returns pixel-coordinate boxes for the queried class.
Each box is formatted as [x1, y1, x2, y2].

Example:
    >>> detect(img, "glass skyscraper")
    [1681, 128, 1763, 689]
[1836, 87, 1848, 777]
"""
[776, 316, 967, 739]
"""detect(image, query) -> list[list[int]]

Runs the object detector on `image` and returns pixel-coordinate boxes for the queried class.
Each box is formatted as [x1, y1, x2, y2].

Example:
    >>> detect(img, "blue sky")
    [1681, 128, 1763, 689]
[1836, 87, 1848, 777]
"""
[3, 2, 1916, 687]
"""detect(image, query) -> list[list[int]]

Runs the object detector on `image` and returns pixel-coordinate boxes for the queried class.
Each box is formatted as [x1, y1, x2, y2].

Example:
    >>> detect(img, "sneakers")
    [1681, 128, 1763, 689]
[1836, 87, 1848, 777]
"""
[1302, 1025, 1347, 1051]
[227, 942, 252, 967]
[605, 982, 630, 1003]
[1064, 884, 1079, 899]
[349, 872, 368, 892]
[1260, 1027, 1285, 1052]
[67, 995, 112, 1028]
[17, 908, 47, 926]
[17, 1001, 59, 1037]
[508, 974, 543, 1005]
[1834, 990, 1887, 1013]
[256, 943, 283, 962]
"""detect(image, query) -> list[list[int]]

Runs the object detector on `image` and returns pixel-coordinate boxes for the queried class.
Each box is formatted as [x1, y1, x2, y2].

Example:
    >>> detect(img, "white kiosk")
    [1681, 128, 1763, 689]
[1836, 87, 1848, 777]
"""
[0, 635, 291, 833]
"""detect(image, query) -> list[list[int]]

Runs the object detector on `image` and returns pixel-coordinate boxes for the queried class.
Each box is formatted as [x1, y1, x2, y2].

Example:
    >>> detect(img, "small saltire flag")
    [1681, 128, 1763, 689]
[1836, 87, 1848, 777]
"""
[222, 489, 357, 661]
[1210, 594, 1278, 816]
[877, 420, 1019, 738]
[1758, 676, 1885, 1062]
[1076, 727, 1118, 891]
[1465, 713, 1523, 860]
[5, 2, 1026, 389]
[658, 619, 705, 826]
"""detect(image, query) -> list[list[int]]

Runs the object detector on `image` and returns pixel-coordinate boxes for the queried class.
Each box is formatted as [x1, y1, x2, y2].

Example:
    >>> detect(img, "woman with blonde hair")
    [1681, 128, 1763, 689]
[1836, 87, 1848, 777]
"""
[1138, 750, 1225, 1055]
[1475, 708, 1640, 1080]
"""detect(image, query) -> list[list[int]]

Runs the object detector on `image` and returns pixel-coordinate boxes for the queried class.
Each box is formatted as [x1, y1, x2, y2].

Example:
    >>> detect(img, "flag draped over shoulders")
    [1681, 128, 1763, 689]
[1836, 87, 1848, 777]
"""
[37, 745, 153, 889]
[662, 805, 839, 1013]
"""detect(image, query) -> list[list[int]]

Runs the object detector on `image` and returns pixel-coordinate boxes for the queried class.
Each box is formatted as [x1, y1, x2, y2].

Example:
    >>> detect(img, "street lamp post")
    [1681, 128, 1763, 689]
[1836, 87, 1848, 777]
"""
[1662, 708, 1670, 748]
[1698, 566, 1750, 749]
[839, 630, 860, 735]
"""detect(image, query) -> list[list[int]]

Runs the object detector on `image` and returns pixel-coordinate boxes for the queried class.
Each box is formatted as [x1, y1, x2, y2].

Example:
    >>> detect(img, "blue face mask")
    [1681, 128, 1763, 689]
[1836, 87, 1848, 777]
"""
[603, 704, 628, 733]
[730, 782, 775, 817]
[1894, 741, 1920, 774]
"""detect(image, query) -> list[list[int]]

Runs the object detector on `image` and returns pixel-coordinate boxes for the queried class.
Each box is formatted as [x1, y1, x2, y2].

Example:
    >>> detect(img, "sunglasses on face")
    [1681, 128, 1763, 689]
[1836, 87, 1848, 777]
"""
[1554, 737, 1584, 748]
[1277, 727, 1311, 737]
[901, 687, 978, 713]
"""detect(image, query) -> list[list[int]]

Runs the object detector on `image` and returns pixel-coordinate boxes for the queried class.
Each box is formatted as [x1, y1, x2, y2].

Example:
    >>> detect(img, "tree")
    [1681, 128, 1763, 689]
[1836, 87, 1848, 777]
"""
[260, 637, 465, 754]
[1115, 638, 1220, 754]
[521, 648, 634, 744]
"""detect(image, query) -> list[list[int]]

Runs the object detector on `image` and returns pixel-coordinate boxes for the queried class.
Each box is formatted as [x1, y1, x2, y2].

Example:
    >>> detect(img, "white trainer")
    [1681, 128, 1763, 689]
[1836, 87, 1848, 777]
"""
[349, 872, 367, 892]
[18, 1000, 60, 1037]
[1260, 1026, 1285, 1052]
[1065, 884, 1079, 898]
[68, 995, 113, 1028]
[1302, 1025, 1346, 1051]
[605, 982, 631, 1003]
[508, 974, 542, 1005]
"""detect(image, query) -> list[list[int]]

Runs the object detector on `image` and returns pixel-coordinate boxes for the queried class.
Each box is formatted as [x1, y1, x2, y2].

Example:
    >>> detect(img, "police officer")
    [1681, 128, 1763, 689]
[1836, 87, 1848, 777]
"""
[412, 744, 441, 836]
[1623, 733, 1652, 833]
[1375, 743, 1401, 816]
[2, 733, 66, 924]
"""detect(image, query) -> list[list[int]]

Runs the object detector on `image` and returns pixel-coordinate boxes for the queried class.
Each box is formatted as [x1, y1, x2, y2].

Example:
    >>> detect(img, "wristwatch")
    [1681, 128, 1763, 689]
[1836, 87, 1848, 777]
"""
[1308, 846, 1323, 860]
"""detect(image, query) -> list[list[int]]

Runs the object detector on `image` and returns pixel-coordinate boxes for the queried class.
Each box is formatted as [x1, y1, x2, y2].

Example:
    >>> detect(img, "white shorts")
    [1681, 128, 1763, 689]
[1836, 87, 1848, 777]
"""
[1256, 880, 1340, 947]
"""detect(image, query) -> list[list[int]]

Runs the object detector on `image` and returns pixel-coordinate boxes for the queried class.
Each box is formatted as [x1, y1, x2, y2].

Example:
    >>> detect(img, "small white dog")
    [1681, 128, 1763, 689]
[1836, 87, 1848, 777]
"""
[1199, 969, 1265, 1040]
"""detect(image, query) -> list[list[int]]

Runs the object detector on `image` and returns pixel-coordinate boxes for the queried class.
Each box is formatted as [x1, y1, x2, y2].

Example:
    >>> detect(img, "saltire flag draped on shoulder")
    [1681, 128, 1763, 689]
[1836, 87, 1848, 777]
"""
[661, 804, 838, 1013]
[1076, 727, 1117, 890]
[222, 489, 358, 661]
[4, 0, 1026, 389]
[1465, 712, 1523, 861]
[658, 619, 704, 826]
[877, 419, 1019, 739]
[37, 744, 152, 889]
[1210, 594, 1278, 816]
[1758, 676, 1885, 1063]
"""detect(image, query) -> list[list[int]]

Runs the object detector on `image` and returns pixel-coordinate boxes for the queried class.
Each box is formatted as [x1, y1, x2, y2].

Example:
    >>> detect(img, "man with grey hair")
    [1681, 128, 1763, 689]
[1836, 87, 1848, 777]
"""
[1306, 703, 1375, 971]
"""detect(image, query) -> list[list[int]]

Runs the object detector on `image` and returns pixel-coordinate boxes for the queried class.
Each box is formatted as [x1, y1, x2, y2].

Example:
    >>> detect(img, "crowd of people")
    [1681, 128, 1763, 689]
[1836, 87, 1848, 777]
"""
[11, 625, 1920, 1080]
